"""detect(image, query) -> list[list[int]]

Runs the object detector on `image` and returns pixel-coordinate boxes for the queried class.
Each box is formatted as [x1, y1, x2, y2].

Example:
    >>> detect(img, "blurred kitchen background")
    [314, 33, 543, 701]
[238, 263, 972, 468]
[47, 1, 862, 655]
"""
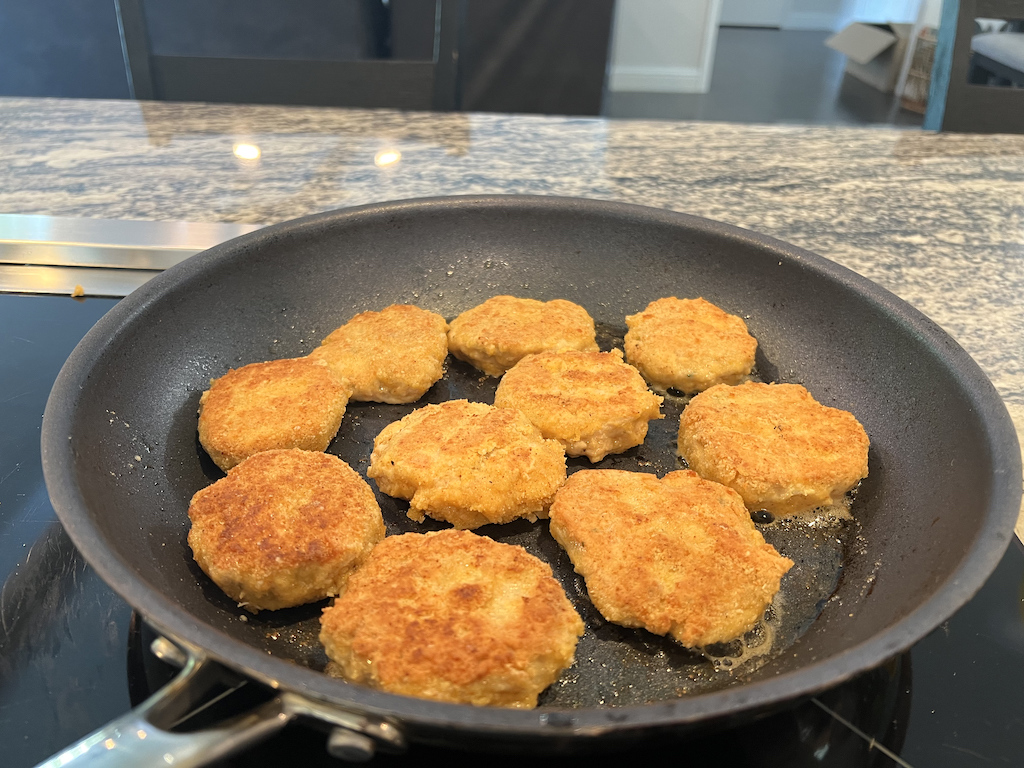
[0, 0, 1020, 131]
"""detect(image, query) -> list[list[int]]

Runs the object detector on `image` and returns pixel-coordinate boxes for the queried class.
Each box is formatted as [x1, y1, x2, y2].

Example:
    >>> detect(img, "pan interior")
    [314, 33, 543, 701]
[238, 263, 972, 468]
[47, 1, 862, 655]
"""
[170, 323, 852, 707]
[58, 198, 1013, 720]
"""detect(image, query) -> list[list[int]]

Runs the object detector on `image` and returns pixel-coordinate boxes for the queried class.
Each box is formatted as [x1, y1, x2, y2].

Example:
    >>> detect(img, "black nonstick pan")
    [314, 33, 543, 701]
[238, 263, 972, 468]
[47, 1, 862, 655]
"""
[40, 196, 1021, 765]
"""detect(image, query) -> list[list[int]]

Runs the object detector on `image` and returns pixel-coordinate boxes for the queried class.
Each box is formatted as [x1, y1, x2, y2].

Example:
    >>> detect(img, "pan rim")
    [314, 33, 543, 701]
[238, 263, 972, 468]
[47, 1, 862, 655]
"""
[41, 194, 1023, 738]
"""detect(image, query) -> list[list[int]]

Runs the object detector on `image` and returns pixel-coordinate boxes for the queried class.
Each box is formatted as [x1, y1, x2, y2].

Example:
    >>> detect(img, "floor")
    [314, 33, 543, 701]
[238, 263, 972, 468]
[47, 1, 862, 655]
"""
[603, 28, 925, 127]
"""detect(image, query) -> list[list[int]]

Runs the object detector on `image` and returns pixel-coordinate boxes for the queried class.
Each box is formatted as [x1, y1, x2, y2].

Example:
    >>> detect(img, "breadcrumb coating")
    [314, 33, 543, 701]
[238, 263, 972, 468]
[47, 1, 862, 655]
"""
[320, 530, 583, 708]
[198, 357, 349, 471]
[549, 469, 793, 647]
[448, 295, 598, 376]
[310, 304, 448, 403]
[494, 349, 663, 462]
[678, 381, 869, 517]
[625, 297, 756, 394]
[368, 399, 567, 528]
[188, 449, 384, 611]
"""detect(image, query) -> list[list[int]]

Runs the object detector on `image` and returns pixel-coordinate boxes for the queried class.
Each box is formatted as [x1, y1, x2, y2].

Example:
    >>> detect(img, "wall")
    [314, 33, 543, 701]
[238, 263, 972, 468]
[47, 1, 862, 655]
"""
[0, 0, 129, 98]
[607, 0, 723, 93]
[835, 0, 924, 27]
[919, 0, 943, 28]
[784, 0, 847, 30]
[722, 0, 927, 32]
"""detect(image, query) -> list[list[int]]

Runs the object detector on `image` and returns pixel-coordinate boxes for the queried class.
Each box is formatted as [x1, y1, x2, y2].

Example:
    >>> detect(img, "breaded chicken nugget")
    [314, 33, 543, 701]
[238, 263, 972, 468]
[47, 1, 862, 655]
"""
[309, 304, 448, 403]
[198, 357, 349, 471]
[625, 297, 757, 394]
[367, 399, 566, 529]
[493, 349, 664, 462]
[447, 295, 598, 376]
[548, 469, 793, 647]
[678, 382, 869, 518]
[188, 449, 385, 612]
[319, 530, 583, 708]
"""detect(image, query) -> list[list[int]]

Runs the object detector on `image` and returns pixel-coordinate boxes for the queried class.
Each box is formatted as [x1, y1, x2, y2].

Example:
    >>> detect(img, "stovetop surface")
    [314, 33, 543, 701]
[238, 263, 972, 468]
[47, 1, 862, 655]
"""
[2, 292, 1022, 768]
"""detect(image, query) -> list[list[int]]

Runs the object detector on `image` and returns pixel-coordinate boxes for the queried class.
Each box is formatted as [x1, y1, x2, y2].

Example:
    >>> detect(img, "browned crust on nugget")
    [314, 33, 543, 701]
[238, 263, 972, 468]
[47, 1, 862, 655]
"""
[367, 400, 567, 529]
[678, 382, 870, 517]
[549, 469, 793, 647]
[625, 297, 757, 393]
[447, 296, 598, 376]
[188, 449, 385, 611]
[198, 357, 349, 471]
[319, 530, 583, 708]
[494, 349, 664, 462]
[309, 304, 448, 403]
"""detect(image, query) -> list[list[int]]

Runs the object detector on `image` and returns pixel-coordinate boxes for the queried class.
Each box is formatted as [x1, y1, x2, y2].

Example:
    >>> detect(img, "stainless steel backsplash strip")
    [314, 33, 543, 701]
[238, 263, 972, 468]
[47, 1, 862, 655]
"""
[0, 214, 262, 297]
[0, 265, 160, 298]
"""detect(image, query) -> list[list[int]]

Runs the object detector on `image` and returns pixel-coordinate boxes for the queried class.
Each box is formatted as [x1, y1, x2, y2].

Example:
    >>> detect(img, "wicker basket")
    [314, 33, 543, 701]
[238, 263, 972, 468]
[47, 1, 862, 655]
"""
[902, 28, 937, 114]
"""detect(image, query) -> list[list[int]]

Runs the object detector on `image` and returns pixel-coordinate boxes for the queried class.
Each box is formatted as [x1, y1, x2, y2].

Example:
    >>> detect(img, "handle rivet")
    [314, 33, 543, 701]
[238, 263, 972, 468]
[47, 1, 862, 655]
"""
[327, 728, 376, 762]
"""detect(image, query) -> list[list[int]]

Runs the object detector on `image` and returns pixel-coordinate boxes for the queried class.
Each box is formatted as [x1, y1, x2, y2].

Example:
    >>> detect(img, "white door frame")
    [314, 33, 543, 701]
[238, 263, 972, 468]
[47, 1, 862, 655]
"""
[607, 0, 724, 94]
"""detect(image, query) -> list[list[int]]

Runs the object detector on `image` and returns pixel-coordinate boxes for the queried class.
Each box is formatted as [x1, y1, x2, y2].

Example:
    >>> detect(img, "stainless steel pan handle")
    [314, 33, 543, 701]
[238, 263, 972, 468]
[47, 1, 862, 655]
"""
[35, 647, 291, 768]
[35, 636, 406, 767]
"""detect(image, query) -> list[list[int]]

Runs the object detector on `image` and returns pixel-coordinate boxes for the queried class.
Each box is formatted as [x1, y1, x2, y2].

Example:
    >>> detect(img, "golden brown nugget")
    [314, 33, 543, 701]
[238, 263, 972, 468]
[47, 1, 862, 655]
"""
[367, 399, 566, 529]
[494, 349, 664, 462]
[678, 382, 870, 518]
[624, 297, 757, 394]
[309, 304, 448, 403]
[319, 530, 583, 708]
[188, 449, 385, 612]
[447, 295, 598, 376]
[548, 469, 793, 647]
[198, 356, 349, 471]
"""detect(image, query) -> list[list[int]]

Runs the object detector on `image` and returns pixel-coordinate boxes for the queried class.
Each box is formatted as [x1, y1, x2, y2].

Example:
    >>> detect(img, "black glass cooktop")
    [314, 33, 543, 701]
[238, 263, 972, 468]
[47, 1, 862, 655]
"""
[2, 293, 1022, 768]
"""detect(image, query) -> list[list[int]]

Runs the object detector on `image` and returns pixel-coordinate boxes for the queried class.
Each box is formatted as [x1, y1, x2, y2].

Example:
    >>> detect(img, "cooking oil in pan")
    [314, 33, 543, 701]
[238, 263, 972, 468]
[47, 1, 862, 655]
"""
[700, 608, 778, 673]
[535, 506, 851, 707]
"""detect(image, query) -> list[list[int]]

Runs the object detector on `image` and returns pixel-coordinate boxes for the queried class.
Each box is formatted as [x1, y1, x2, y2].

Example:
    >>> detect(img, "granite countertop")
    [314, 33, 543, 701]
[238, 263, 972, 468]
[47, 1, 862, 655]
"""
[2, 96, 1022, 532]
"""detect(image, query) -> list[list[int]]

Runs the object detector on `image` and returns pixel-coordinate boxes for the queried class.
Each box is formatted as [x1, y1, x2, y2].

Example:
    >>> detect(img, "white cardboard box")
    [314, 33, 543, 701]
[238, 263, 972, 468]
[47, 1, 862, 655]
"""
[826, 22, 914, 93]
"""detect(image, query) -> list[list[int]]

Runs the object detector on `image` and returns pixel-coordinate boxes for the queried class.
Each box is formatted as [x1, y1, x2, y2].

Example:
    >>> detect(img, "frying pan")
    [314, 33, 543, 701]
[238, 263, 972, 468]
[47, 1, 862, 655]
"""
[40, 196, 1021, 765]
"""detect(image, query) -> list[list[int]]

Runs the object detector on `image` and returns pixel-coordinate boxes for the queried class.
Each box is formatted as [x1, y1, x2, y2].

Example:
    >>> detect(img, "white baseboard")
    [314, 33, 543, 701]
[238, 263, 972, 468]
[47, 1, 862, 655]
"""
[782, 11, 841, 31]
[608, 65, 708, 94]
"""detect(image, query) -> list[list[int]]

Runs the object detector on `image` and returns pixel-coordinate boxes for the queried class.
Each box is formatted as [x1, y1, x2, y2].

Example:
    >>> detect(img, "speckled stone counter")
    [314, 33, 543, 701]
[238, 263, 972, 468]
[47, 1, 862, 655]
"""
[2, 96, 1022, 531]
